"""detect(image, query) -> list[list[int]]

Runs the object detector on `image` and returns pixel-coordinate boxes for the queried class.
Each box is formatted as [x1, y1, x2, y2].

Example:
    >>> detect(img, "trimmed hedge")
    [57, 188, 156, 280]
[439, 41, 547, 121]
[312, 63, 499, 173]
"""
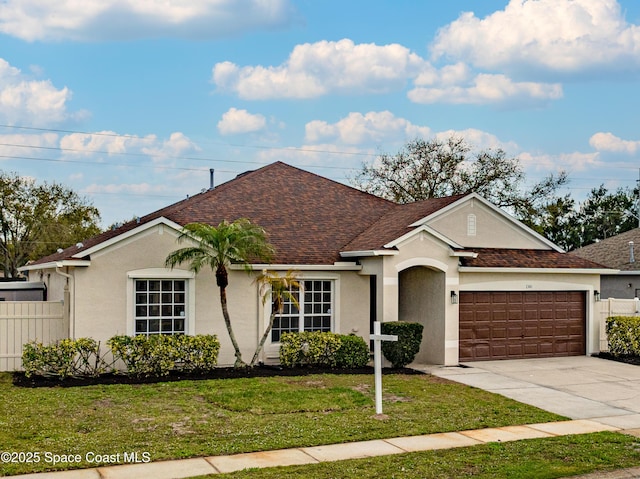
[108, 334, 220, 377]
[381, 321, 424, 368]
[334, 334, 371, 368]
[22, 334, 220, 379]
[22, 338, 113, 379]
[606, 316, 640, 356]
[279, 332, 370, 368]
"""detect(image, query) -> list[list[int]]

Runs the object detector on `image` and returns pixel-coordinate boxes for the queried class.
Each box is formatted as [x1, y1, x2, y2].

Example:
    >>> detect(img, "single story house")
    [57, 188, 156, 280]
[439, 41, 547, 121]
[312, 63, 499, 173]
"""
[571, 228, 640, 299]
[21, 162, 610, 365]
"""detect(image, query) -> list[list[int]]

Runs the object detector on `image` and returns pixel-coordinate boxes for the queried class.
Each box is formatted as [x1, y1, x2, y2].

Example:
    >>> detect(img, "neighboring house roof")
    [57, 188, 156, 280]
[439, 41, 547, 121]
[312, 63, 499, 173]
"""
[571, 228, 640, 271]
[24, 161, 607, 270]
[460, 248, 607, 270]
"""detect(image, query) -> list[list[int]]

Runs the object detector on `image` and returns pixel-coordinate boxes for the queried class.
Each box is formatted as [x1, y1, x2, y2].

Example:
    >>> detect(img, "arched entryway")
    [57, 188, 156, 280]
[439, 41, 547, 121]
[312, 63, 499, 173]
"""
[398, 266, 446, 364]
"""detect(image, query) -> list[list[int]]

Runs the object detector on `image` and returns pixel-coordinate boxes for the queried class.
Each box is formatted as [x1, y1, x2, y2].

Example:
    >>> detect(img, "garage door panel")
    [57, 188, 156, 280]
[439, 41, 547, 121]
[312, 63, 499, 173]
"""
[459, 291, 585, 361]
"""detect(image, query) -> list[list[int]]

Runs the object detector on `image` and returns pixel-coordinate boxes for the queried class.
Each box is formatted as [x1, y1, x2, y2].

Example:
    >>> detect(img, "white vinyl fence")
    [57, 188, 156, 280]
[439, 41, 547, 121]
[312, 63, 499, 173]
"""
[0, 301, 67, 371]
[596, 297, 640, 352]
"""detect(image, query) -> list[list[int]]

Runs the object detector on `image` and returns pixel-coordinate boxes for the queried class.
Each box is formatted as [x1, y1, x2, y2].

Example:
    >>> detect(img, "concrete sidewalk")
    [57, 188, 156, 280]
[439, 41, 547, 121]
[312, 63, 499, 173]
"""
[12, 419, 625, 479]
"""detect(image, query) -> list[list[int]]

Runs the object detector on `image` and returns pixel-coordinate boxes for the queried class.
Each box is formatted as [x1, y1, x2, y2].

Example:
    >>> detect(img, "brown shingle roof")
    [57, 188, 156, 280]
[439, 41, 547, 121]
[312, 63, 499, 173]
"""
[30, 162, 396, 266]
[27, 162, 610, 271]
[342, 195, 467, 251]
[570, 228, 640, 271]
[461, 248, 607, 269]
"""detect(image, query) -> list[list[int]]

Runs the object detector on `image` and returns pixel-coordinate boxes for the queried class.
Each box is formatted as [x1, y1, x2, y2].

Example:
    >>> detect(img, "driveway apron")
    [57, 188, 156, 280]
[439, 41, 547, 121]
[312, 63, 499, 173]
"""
[417, 356, 640, 431]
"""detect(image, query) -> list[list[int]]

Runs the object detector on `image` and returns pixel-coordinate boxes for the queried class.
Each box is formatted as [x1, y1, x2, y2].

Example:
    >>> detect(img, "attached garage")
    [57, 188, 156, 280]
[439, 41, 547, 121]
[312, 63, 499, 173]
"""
[459, 291, 586, 361]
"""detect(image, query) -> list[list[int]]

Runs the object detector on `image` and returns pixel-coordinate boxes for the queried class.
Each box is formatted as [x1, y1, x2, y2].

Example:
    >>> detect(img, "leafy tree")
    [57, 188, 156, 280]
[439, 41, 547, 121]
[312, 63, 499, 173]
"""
[524, 185, 639, 251]
[165, 219, 274, 368]
[0, 171, 101, 278]
[250, 270, 301, 367]
[574, 185, 637, 248]
[522, 194, 581, 251]
[352, 136, 567, 213]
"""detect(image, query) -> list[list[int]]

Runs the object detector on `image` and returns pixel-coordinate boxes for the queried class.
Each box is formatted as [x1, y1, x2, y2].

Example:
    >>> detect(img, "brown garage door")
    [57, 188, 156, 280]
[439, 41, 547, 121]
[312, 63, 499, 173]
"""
[459, 291, 585, 361]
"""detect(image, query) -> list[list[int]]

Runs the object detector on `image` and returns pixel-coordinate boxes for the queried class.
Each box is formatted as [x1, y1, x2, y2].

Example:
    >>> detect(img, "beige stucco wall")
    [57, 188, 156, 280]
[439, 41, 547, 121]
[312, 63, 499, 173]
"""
[25, 222, 371, 366]
[429, 197, 550, 249]
[399, 267, 446, 364]
[376, 232, 462, 365]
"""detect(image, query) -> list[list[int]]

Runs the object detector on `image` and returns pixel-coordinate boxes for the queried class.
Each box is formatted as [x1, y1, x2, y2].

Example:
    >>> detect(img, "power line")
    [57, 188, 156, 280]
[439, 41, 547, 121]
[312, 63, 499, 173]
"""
[0, 124, 376, 165]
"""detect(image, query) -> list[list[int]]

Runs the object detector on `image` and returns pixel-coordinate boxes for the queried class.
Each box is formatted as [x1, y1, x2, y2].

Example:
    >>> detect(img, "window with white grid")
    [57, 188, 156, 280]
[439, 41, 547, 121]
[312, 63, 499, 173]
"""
[135, 279, 186, 335]
[271, 280, 333, 342]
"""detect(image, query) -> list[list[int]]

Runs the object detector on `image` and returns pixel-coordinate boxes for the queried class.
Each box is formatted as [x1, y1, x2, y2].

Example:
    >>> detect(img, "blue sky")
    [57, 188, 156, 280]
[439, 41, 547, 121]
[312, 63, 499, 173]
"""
[1, 0, 640, 227]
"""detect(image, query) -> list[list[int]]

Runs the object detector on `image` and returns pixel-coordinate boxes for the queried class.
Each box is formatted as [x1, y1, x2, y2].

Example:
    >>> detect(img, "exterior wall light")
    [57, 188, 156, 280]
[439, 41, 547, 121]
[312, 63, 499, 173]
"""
[450, 291, 458, 305]
[594, 290, 601, 302]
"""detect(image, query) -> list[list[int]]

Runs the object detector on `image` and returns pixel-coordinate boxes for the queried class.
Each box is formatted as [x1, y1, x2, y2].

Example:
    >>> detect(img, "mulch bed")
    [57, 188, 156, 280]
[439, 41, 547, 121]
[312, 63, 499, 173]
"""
[12, 364, 424, 388]
[596, 351, 640, 366]
[15, 354, 638, 388]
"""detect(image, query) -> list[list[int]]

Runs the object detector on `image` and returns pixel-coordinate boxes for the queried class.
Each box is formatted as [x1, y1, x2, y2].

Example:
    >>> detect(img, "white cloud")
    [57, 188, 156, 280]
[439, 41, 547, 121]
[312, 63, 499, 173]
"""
[519, 151, 600, 171]
[217, 108, 267, 135]
[60, 131, 156, 156]
[409, 72, 563, 105]
[0, 0, 295, 41]
[431, 0, 640, 74]
[589, 132, 640, 154]
[213, 38, 564, 107]
[60, 131, 201, 167]
[0, 58, 79, 126]
[212, 39, 426, 99]
[434, 128, 519, 154]
[142, 132, 201, 160]
[305, 111, 431, 145]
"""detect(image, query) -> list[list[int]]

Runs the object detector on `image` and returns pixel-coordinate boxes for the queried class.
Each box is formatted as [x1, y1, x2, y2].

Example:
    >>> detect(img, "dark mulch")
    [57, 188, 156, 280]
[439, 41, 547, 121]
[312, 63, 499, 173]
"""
[12, 364, 424, 388]
[596, 351, 640, 366]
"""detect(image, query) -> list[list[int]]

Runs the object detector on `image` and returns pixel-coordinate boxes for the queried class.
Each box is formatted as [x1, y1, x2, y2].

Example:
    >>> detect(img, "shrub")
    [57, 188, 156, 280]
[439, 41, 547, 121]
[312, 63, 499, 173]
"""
[173, 334, 221, 372]
[334, 334, 370, 368]
[606, 316, 640, 356]
[279, 331, 342, 367]
[279, 332, 370, 368]
[107, 334, 220, 377]
[381, 321, 424, 368]
[22, 338, 113, 378]
[108, 334, 220, 377]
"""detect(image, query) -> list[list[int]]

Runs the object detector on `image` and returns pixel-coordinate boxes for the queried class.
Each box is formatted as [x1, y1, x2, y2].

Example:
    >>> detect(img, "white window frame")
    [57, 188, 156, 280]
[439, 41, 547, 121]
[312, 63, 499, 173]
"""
[126, 268, 196, 336]
[263, 273, 341, 356]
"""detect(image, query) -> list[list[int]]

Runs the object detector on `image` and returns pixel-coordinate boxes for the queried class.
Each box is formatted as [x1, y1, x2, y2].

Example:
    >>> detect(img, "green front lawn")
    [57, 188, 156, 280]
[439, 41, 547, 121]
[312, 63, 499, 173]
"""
[0, 370, 635, 477]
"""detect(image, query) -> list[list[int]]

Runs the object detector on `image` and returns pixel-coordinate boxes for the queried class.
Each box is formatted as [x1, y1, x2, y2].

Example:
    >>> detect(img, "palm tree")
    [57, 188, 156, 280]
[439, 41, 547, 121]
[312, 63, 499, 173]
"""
[165, 219, 274, 368]
[250, 270, 301, 367]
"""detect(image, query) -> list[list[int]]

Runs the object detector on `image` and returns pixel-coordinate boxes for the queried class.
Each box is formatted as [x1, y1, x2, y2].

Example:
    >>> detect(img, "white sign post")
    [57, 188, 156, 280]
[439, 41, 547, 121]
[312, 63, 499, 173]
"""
[371, 321, 398, 415]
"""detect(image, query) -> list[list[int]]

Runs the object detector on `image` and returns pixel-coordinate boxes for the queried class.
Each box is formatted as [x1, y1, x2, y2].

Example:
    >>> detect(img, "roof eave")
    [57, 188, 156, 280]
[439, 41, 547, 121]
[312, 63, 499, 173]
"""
[458, 266, 617, 274]
[340, 250, 399, 258]
[230, 263, 364, 271]
[19, 259, 92, 272]
[71, 216, 184, 259]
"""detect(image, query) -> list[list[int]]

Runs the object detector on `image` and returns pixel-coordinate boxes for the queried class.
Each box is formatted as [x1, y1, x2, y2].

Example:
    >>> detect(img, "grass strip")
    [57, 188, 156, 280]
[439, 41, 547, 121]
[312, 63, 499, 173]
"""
[204, 432, 640, 479]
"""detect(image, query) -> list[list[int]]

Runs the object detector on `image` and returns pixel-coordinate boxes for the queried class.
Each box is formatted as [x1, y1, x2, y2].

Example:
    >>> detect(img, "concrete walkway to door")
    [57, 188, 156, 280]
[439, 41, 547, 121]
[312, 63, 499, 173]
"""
[416, 356, 640, 431]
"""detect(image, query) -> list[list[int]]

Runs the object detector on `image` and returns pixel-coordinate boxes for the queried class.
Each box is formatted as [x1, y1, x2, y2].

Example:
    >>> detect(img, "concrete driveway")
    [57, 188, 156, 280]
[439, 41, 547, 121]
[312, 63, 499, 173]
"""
[418, 356, 640, 431]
